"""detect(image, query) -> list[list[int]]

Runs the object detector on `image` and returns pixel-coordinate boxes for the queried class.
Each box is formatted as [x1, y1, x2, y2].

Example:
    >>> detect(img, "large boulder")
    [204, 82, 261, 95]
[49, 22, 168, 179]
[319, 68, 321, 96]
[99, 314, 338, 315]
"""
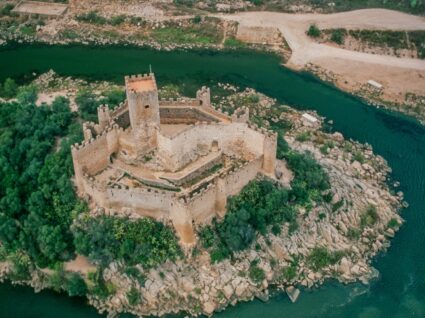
[286, 286, 300, 303]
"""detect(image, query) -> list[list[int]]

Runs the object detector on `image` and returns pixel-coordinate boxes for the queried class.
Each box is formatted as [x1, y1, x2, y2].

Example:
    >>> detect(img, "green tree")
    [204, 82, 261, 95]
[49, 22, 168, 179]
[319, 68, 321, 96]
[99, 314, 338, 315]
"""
[307, 24, 321, 38]
[66, 272, 87, 296]
[76, 90, 99, 121]
[2, 78, 18, 98]
[16, 85, 38, 104]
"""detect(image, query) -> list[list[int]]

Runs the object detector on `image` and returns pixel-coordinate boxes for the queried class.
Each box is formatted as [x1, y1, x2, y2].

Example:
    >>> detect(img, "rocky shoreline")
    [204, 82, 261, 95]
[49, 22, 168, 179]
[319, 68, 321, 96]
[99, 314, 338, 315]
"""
[305, 63, 425, 125]
[0, 75, 403, 317]
[86, 106, 402, 318]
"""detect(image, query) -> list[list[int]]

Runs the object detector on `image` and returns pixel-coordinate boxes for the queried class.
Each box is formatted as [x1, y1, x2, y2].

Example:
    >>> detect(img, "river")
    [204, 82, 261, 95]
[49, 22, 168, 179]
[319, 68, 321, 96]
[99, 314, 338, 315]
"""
[1, 45, 424, 318]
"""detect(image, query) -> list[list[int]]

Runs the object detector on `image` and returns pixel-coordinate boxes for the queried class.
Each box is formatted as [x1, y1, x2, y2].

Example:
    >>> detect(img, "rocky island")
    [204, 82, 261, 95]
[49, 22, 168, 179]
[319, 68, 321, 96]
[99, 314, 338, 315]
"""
[0, 70, 403, 317]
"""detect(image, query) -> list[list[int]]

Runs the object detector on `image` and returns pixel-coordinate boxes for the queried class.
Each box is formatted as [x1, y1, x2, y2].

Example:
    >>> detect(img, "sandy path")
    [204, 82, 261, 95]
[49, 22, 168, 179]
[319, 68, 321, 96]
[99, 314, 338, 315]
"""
[218, 9, 425, 104]
[220, 9, 425, 70]
[64, 255, 96, 275]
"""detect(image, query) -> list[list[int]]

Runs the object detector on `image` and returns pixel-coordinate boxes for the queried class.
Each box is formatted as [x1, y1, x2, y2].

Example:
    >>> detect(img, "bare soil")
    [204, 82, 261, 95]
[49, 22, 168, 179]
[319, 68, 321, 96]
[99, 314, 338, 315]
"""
[219, 9, 425, 113]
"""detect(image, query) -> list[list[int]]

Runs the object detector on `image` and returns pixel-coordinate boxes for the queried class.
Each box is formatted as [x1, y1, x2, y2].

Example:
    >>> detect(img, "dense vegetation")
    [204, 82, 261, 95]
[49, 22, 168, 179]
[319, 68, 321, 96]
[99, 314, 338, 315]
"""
[0, 83, 178, 279]
[200, 136, 330, 262]
[76, 88, 126, 122]
[0, 86, 84, 269]
[72, 215, 182, 268]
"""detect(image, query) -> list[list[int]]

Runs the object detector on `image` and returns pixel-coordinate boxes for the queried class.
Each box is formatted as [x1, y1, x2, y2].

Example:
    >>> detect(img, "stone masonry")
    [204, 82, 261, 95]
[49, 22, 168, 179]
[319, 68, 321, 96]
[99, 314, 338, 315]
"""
[71, 73, 278, 246]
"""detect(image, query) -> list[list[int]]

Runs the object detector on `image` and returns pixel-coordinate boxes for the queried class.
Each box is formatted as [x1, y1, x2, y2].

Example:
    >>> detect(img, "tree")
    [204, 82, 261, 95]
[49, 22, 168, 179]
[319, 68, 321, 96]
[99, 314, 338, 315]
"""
[2, 78, 18, 98]
[16, 85, 38, 104]
[307, 24, 321, 38]
[66, 272, 88, 296]
[75, 90, 100, 121]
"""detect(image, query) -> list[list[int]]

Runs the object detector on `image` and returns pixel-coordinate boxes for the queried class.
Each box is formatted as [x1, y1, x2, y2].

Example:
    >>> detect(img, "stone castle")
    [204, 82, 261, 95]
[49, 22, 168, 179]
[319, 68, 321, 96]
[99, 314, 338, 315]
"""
[71, 73, 278, 245]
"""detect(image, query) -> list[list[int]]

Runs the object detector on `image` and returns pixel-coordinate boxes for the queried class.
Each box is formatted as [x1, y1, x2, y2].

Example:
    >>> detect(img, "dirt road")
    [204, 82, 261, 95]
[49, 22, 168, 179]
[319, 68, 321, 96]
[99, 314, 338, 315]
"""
[219, 9, 425, 105]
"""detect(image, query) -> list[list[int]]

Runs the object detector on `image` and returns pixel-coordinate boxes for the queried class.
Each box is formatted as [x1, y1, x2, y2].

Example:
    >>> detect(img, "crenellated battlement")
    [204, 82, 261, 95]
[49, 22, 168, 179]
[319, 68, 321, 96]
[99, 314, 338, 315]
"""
[110, 101, 128, 117]
[232, 106, 250, 123]
[71, 71, 278, 246]
[159, 97, 200, 107]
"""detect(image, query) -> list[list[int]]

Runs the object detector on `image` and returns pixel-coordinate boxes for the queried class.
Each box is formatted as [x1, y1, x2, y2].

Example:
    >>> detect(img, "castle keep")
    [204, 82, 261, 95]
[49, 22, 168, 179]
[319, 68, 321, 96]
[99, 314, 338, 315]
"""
[71, 73, 278, 245]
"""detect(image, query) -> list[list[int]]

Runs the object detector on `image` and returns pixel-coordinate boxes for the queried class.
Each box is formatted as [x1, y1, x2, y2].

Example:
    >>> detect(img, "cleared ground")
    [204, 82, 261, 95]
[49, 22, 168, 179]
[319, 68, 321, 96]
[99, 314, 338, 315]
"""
[220, 9, 425, 104]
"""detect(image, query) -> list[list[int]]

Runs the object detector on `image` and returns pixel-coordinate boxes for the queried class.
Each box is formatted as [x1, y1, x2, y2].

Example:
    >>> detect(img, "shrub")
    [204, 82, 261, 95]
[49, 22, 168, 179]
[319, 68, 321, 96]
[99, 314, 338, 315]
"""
[330, 29, 346, 45]
[76, 11, 107, 25]
[248, 94, 260, 103]
[75, 90, 100, 122]
[0, 4, 14, 16]
[332, 199, 344, 212]
[110, 15, 126, 26]
[307, 24, 321, 38]
[307, 246, 345, 271]
[285, 151, 330, 194]
[127, 286, 141, 306]
[16, 84, 38, 104]
[296, 131, 311, 142]
[1, 78, 18, 98]
[248, 0, 264, 5]
[199, 225, 217, 249]
[387, 218, 399, 229]
[249, 263, 265, 284]
[347, 228, 360, 240]
[66, 272, 87, 296]
[281, 262, 297, 281]
[88, 269, 116, 299]
[276, 131, 289, 159]
[124, 266, 146, 286]
[320, 144, 329, 155]
[72, 215, 182, 268]
[8, 252, 32, 281]
[48, 264, 66, 292]
[100, 88, 126, 107]
[192, 15, 202, 23]
[360, 205, 379, 228]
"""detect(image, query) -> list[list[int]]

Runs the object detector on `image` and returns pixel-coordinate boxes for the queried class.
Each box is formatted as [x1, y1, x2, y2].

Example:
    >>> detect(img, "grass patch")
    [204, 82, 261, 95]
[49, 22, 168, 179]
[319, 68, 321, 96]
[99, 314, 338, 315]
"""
[151, 23, 221, 45]
[224, 37, 246, 48]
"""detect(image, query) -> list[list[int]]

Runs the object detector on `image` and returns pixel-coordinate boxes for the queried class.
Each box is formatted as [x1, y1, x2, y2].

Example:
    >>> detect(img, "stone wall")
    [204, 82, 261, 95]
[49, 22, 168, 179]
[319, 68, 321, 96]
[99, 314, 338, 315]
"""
[160, 107, 219, 124]
[224, 157, 263, 197]
[164, 152, 223, 187]
[73, 134, 110, 175]
[157, 122, 266, 172]
[106, 186, 173, 218]
[187, 183, 218, 224]
[185, 156, 263, 224]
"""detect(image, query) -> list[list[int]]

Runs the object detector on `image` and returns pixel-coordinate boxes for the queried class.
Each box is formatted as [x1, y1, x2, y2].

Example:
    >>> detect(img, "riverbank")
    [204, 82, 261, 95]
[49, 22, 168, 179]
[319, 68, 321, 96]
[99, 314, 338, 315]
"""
[0, 72, 404, 317]
[2, 45, 425, 318]
[2, 3, 424, 123]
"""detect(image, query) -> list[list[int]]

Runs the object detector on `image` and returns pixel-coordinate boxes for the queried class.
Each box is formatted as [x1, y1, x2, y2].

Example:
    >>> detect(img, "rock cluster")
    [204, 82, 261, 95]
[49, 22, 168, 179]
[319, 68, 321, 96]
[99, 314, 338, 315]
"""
[86, 99, 402, 317]
[4, 81, 402, 318]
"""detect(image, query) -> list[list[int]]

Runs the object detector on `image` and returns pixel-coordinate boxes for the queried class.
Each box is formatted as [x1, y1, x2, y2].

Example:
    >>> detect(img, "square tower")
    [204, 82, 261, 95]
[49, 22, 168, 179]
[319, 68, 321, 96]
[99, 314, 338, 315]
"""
[125, 73, 160, 130]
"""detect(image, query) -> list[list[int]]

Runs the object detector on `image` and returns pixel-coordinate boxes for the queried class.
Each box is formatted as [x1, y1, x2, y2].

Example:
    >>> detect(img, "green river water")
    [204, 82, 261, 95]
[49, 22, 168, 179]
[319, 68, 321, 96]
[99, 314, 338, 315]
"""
[0, 45, 424, 318]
